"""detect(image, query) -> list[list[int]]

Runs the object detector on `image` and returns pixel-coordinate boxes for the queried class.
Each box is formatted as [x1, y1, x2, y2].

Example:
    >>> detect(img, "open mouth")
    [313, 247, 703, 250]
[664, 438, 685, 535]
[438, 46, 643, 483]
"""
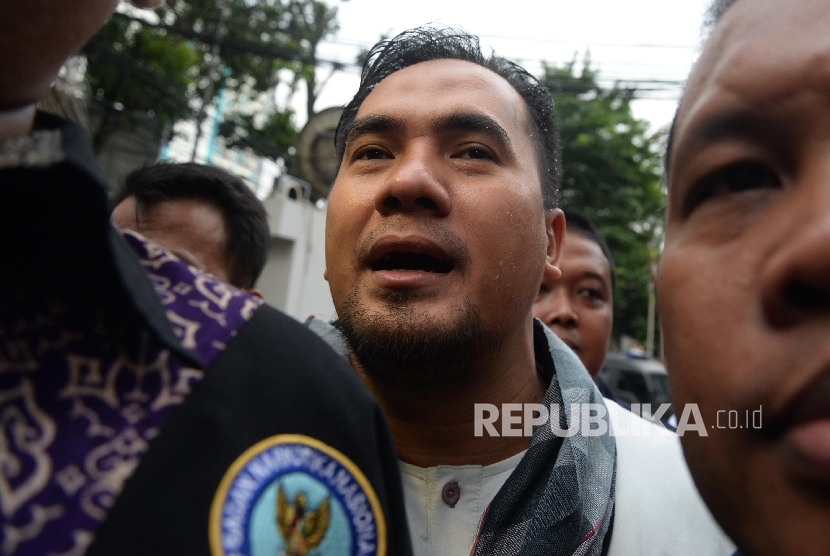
[371, 251, 453, 273]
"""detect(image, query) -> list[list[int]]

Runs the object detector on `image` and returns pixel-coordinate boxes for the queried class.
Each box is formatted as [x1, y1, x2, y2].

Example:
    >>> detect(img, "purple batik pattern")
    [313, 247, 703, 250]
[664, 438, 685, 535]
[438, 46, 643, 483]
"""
[121, 229, 263, 366]
[0, 230, 262, 554]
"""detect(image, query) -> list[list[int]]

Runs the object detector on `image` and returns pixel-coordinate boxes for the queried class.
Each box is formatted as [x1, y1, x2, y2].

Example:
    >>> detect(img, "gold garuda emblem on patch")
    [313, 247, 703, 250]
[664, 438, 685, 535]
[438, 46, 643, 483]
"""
[277, 486, 331, 555]
[210, 434, 386, 556]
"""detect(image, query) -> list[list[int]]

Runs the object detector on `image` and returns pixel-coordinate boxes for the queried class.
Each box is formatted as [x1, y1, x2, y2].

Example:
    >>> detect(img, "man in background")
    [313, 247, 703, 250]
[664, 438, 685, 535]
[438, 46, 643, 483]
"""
[535, 212, 678, 426]
[0, 1, 411, 553]
[658, 0, 830, 554]
[112, 162, 269, 295]
[533, 211, 614, 379]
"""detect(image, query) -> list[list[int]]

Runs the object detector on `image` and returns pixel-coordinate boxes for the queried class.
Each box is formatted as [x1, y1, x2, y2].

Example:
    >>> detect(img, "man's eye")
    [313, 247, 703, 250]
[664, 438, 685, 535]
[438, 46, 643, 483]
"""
[578, 288, 605, 303]
[355, 147, 390, 160]
[458, 147, 493, 160]
[685, 161, 781, 215]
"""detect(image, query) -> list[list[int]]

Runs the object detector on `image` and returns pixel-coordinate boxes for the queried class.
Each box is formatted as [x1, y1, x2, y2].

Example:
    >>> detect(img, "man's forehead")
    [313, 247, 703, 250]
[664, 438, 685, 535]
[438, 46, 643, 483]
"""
[671, 0, 830, 179]
[684, 0, 830, 111]
[354, 58, 528, 128]
[564, 233, 610, 269]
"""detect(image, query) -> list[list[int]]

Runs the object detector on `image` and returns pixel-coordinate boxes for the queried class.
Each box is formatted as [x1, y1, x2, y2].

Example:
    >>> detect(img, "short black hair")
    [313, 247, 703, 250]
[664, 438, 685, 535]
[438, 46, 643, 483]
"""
[335, 26, 562, 210]
[565, 210, 616, 292]
[115, 163, 269, 289]
[665, 0, 741, 177]
[703, 0, 740, 32]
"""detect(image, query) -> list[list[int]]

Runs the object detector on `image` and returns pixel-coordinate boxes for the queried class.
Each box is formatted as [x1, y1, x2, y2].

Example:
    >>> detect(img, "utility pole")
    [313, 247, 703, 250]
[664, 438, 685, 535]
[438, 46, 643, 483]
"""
[646, 258, 657, 358]
[190, 1, 228, 162]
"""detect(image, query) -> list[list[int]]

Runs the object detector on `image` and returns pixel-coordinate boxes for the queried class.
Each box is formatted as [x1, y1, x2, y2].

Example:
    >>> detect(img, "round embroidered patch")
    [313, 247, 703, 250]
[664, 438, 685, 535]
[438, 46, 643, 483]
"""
[210, 434, 386, 556]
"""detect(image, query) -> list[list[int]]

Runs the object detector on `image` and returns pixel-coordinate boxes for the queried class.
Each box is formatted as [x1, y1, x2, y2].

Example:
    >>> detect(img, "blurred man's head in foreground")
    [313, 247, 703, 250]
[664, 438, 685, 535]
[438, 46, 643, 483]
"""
[659, 0, 830, 553]
[0, 0, 163, 113]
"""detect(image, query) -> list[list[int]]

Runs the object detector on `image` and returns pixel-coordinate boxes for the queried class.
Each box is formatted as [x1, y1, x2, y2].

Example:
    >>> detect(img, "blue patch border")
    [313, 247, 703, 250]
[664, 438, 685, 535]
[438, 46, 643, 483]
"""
[209, 434, 386, 556]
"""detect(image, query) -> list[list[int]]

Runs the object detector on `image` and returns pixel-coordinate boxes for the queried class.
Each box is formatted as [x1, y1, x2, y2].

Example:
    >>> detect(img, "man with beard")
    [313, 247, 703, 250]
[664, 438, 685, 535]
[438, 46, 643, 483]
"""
[311, 26, 732, 556]
[658, 0, 830, 554]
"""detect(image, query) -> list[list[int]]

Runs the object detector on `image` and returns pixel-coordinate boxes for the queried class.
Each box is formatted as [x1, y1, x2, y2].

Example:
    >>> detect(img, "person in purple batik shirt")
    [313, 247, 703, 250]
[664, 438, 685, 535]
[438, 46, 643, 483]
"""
[0, 2, 411, 555]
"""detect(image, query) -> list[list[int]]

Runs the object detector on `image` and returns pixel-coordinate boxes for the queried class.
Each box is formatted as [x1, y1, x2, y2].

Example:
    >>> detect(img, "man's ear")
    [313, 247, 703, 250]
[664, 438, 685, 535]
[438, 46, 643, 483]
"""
[246, 288, 264, 300]
[544, 209, 566, 281]
[323, 268, 329, 282]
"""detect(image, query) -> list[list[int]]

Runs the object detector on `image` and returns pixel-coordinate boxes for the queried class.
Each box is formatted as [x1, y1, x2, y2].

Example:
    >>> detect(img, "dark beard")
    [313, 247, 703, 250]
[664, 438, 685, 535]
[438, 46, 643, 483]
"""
[337, 289, 502, 393]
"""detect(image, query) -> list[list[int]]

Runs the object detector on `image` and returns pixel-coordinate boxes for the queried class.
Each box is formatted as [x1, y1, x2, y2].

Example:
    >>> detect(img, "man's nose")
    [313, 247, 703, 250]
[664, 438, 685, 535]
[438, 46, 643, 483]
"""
[536, 287, 578, 328]
[374, 150, 451, 217]
[760, 177, 830, 327]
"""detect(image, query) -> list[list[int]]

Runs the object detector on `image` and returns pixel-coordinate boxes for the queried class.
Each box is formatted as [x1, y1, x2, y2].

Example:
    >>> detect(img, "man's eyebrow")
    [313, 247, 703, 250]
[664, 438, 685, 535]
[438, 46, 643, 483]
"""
[674, 110, 787, 162]
[345, 114, 405, 146]
[578, 271, 611, 288]
[433, 112, 512, 149]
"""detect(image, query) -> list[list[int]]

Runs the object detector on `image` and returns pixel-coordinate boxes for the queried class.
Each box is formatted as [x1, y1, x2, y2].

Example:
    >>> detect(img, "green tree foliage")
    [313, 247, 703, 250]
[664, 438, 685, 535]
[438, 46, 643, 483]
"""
[156, 0, 339, 122]
[217, 0, 339, 162]
[219, 109, 299, 171]
[84, 0, 338, 157]
[540, 58, 665, 345]
[282, 0, 340, 120]
[84, 14, 201, 151]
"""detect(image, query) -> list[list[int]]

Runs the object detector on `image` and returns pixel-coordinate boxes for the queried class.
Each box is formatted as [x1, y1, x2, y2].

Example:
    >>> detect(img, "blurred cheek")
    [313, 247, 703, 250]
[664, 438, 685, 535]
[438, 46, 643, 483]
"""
[657, 253, 700, 399]
[323, 197, 360, 307]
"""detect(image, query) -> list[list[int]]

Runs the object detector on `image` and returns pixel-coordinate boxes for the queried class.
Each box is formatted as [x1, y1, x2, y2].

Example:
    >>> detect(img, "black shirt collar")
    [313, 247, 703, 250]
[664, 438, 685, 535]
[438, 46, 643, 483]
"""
[1, 112, 202, 368]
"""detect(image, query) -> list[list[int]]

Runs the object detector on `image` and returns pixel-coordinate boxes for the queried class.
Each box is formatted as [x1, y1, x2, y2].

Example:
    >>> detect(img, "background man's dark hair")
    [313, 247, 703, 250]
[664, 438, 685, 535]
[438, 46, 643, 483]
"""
[565, 210, 616, 291]
[664, 0, 740, 176]
[115, 162, 269, 289]
[703, 0, 740, 31]
[335, 26, 562, 210]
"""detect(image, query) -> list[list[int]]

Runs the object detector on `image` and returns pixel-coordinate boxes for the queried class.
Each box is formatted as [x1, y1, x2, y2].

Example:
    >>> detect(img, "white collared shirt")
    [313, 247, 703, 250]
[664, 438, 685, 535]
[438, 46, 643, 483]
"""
[400, 451, 526, 556]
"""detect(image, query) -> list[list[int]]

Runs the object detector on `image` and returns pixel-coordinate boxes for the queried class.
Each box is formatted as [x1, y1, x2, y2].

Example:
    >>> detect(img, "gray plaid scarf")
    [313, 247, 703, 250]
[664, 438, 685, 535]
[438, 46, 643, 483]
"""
[306, 318, 616, 555]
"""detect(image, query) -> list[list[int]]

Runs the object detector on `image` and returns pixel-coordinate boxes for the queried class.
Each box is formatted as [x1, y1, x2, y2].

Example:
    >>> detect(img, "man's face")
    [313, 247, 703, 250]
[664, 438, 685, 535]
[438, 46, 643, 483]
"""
[658, 0, 830, 553]
[0, 0, 163, 109]
[112, 197, 232, 284]
[534, 231, 612, 377]
[325, 58, 559, 384]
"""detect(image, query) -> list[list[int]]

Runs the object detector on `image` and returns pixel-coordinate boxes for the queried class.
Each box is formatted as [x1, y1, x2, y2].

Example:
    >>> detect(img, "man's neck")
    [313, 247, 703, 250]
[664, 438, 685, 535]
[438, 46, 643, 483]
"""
[0, 104, 36, 144]
[355, 326, 546, 468]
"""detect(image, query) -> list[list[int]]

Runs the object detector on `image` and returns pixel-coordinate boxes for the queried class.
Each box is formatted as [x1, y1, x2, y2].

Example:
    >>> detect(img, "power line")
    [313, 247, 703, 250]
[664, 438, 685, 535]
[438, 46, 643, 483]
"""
[325, 33, 697, 51]
[113, 13, 693, 88]
[318, 36, 695, 84]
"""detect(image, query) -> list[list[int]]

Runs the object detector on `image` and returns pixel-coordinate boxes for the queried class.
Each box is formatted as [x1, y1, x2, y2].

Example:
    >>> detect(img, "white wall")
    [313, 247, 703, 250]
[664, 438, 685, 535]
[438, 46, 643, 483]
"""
[256, 194, 335, 322]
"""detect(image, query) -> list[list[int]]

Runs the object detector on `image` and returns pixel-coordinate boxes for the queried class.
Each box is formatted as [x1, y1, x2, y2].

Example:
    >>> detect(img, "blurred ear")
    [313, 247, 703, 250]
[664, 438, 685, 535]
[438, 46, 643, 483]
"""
[246, 288, 264, 300]
[544, 209, 566, 282]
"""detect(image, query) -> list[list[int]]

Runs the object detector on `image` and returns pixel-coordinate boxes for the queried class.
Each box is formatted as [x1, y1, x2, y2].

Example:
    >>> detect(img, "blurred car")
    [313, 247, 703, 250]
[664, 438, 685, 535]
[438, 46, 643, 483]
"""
[599, 353, 674, 419]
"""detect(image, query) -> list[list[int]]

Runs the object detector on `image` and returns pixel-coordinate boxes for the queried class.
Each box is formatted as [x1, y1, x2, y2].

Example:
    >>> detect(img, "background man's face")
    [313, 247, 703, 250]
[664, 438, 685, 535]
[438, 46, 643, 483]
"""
[658, 0, 830, 553]
[112, 197, 232, 284]
[534, 231, 612, 377]
[325, 58, 553, 382]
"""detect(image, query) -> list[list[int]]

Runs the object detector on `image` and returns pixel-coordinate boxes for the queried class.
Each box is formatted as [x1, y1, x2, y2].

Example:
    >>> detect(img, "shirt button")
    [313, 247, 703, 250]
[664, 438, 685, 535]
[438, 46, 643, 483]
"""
[442, 481, 461, 508]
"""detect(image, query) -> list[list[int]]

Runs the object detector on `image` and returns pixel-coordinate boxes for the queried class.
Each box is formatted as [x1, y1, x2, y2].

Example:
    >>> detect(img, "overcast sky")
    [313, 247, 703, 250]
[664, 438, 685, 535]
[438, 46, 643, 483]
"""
[295, 0, 713, 134]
